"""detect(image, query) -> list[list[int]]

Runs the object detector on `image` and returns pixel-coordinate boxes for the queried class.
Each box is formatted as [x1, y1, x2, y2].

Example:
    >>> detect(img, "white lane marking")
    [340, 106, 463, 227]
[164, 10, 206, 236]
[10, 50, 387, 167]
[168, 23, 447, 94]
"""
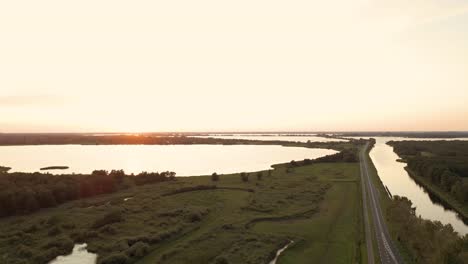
[361, 147, 400, 264]
[382, 233, 398, 264]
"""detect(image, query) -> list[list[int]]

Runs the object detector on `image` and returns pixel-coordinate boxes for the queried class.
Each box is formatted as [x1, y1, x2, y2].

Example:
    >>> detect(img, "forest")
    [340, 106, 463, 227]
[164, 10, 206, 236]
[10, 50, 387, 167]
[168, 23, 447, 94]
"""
[387, 196, 467, 263]
[0, 170, 175, 217]
[388, 140, 468, 214]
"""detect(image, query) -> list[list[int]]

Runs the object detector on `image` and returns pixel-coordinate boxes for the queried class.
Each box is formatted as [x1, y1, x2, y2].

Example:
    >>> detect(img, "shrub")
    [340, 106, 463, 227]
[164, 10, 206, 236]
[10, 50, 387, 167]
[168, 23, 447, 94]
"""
[240, 172, 249, 182]
[289, 160, 297, 167]
[127, 235, 150, 246]
[93, 209, 123, 229]
[187, 212, 202, 222]
[99, 225, 117, 235]
[16, 245, 34, 258]
[211, 172, 219, 181]
[99, 253, 129, 264]
[34, 248, 60, 264]
[48, 226, 62, 236]
[46, 215, 62, 226]
[215, 256, 229, 264]
[126, 241, 150, 258]
[44, 237, 74, 252]
[256, 172, 263, 181]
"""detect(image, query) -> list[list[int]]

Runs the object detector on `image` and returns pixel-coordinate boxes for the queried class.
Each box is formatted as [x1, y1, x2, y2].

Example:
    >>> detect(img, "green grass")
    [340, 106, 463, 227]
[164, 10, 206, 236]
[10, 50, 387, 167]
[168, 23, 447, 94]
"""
[0, 162, 364, 264]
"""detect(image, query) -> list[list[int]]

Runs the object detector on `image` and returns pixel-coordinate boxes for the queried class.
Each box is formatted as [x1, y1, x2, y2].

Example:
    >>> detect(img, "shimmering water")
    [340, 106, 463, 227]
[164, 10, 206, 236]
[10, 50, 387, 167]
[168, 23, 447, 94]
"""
[0, 144, 336, 176]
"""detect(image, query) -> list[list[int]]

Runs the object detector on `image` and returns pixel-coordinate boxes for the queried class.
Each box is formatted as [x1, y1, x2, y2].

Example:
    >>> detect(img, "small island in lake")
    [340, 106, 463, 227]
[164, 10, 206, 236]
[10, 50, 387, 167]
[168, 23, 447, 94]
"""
[40, 166, 70, 171]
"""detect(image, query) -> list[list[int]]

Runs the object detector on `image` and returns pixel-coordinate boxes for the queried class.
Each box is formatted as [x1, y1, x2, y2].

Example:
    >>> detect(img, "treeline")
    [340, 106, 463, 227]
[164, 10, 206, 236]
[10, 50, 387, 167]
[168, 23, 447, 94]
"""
[387, 196, 467, 263]
[389, 141, 468, 205]
[0, 170, 175, 217]
[314, 148, 358, 163]
[0, 134, 238, 146]
[0, 134, 356, 152]
[341, 132, 468, 138]
[286, 149, 358, 168]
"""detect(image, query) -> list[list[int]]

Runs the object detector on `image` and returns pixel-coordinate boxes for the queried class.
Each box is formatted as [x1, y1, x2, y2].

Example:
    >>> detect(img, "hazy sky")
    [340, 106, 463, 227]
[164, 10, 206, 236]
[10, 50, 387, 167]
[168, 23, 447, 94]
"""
[1, 0, 468, 132]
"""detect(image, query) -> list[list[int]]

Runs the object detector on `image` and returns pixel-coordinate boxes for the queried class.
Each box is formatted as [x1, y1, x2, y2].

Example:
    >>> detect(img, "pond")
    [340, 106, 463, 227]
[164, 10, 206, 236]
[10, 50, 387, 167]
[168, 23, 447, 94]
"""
[0, 144, 336, 176]
[49, 244, 96, 264]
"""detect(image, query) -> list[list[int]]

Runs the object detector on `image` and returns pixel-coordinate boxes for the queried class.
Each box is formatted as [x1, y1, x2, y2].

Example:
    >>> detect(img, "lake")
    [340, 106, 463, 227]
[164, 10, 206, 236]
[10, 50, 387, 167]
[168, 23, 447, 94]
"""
[194, 134, 348, 143]
[0, 144, 336, 176]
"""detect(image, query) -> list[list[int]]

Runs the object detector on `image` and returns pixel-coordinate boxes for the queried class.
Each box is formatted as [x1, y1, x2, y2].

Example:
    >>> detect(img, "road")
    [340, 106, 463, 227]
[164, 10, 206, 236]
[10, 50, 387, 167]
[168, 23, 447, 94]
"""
[360, 143, 404, 264]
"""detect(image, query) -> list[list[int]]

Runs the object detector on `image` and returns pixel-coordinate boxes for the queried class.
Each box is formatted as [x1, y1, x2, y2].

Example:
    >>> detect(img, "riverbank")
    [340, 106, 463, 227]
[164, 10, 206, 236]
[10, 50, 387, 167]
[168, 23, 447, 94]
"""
[405, 168, 468, 223]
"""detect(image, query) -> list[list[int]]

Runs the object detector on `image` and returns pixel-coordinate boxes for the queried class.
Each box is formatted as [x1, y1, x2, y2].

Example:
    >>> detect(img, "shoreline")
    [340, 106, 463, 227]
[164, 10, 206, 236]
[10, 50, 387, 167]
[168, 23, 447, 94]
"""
[404, 168, 468, 224]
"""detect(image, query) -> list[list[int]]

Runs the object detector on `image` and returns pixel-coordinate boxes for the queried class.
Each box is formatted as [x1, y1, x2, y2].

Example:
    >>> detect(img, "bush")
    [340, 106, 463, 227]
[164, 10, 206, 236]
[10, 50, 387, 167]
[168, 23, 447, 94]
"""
[256, 172, 263, 181]
[99, 253, 129, 264]
[16, 245, 34, 258]
[48, 226, 62, 236]
[211, 172, 219, 181]
[289, 160, 297, 167]
[34, 248, 60, 264]
[93, 209, 123, 229]
[99, 225, 117, 235]
[240, 172, 249, 182]
[126, 241, 150, 258]
[187, 212, 202, 222]
[44, 237, 74, 252]
[215, 256, 229, 264]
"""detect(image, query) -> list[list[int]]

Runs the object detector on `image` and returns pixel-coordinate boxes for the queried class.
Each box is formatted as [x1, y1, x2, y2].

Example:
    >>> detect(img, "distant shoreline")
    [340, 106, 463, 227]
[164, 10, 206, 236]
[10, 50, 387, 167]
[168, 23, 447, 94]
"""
[40, 166, 69, 171]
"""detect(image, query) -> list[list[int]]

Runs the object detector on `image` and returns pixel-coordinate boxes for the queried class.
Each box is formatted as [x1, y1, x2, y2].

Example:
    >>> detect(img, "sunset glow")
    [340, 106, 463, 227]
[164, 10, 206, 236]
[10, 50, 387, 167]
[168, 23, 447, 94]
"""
[1, 0, 468, 132]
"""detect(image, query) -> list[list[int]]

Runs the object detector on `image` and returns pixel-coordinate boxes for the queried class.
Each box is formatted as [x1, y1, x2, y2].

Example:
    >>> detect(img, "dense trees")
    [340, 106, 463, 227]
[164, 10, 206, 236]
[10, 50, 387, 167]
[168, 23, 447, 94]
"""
[0, 170, 175, 218]
[389, 141, 468, 206]
[387, 196, 467, 263]
[286, 149, 358, 169]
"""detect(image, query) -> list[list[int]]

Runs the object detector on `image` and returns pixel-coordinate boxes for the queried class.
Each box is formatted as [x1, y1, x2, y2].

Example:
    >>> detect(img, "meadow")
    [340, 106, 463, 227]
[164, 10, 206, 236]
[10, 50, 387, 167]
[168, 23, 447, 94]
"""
[0, 156, 364, 264]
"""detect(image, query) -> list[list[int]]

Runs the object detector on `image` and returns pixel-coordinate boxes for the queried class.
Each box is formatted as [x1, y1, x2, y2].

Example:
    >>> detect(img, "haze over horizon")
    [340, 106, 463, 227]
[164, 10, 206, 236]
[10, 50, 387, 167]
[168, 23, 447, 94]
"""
[1, 0, 468, 133]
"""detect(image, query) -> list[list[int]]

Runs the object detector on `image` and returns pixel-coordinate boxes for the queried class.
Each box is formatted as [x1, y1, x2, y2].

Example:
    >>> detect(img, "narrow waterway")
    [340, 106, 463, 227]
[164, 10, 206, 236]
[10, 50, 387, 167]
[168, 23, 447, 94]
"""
[369, 137, 468, 235]
[269, 241, 294, 264]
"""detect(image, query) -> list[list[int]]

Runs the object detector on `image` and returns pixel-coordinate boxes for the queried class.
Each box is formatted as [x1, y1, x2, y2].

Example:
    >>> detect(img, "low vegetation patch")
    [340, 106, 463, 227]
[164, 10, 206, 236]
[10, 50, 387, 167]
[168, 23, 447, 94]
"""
[0, 141, 367, 264]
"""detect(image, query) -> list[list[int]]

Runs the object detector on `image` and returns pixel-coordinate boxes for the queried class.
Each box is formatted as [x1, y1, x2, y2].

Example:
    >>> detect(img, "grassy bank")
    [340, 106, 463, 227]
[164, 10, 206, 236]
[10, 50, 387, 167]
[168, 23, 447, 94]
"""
[0, 159, 364, 264]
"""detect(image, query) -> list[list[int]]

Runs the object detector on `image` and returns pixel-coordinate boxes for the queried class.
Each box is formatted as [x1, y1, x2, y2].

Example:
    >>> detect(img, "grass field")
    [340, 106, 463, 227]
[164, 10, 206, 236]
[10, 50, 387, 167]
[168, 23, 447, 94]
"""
[0, 160, 364, 264]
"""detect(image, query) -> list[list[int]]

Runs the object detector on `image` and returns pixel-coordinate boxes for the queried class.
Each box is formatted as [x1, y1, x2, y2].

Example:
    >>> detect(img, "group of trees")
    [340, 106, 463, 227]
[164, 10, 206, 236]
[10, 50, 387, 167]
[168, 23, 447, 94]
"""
[387, 196, 467, 263]
[0, 134, 235, 146]
[389, 141, 468, 205]
[287, 149, 358, 169]
[0, 169, 175, 217]
[406, 159, 468, 204]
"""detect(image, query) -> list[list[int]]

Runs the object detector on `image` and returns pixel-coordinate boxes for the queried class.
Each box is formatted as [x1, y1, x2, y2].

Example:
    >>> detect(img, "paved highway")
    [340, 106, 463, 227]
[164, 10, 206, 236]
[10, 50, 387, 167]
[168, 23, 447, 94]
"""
[360, 143, 404, 264]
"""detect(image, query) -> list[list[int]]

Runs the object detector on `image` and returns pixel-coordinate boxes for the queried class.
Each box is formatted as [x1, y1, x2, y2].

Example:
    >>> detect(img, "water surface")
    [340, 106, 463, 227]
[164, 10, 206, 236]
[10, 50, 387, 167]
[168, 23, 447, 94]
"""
[0, 145, 336, 176]
[195, 134, 348, 143]
[49, 244, 96, 264]
[367, 137, 468, 235]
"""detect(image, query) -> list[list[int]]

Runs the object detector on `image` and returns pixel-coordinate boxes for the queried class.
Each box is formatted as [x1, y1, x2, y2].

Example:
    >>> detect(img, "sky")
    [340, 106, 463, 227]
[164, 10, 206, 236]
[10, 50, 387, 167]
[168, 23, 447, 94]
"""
[1, 0, 468, 132]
